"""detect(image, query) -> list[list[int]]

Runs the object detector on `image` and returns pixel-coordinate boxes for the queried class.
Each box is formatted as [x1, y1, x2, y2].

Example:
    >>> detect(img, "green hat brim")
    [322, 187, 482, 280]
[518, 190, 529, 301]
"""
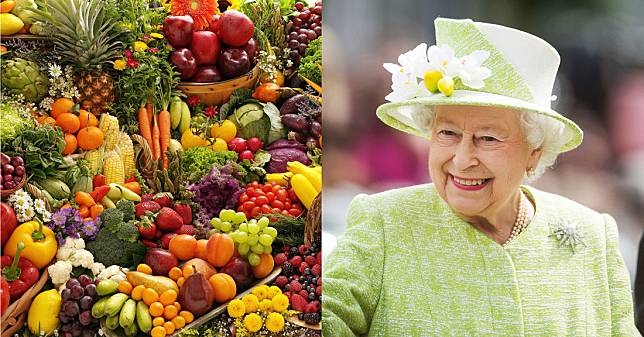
[376, 90, 583, 153]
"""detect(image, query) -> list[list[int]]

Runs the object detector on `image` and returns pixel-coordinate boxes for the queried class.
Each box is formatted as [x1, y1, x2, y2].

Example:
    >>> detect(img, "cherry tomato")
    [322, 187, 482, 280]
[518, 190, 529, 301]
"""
[284, 201, 291, 209]
[251, 181, 260, 187]
[265, 192, 275, 202]
[272, 207, 281, 214]
[246, 187, 255, 197]
[243, 201, 255, 212]
[237, 205, 244, 212]
[256, 196, 269, 206]
[261, 184, 272, 193]
[250, 196, 257, 203]
[255, 189, 265, 198]
[276, 189, 288, 202]
[288, 188, 299, 202]
[269, 181, 277, 186]
[271, 200, 284, 209]
[260, 204, 272, 214]
[289, 208, 302, 217]
[239, 194, 250, 203]
[293, 203, 302, 211]
[272, 185, 282, 194]
[281, 210, 290, 216]
[251, 206, 261, 218]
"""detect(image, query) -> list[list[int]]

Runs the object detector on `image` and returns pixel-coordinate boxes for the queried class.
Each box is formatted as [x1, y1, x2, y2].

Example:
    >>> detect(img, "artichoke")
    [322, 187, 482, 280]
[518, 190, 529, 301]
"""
[1, 58, 48, 102]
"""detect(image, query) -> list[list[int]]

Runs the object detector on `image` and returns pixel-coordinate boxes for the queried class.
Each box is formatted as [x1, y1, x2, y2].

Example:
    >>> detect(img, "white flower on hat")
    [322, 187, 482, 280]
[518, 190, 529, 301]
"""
[457, 50, 492, 89]
[427, 44, 462, 78]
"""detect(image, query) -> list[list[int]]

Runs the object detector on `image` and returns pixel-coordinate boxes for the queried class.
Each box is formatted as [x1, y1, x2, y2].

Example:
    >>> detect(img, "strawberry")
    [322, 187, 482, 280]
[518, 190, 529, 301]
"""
[90, 185, 111, 203]
[315, 285, 321, 296]
[135, 201, 162, 218]
[153, 193, 174, 208]
[141, 193, 155, 202]
[174, 224, 195, 235]
[275, 276, 288, 287]
[289, 294, 307, 311]
[156, 207, 183, 231]
[304, 302, 317, 313]
[92, 175, 106, 188]
[304, 255, 316, 267]
[173, 203, 193, 225]
[283, 291, 292, 299]
[317, 278, 321, 286]
[316, 252, 321, 265]
[289, 280, 302, 292]
[137, 218, 157, 240]
[274, 253, 288, 266]
[289, 256, 302, 268]
[311, 264, 321, 276]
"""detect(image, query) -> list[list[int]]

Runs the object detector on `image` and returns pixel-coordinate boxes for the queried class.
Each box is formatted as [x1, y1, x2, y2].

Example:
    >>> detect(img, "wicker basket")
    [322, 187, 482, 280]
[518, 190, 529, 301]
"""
[177, 65, 259, 106]
[1, 269, 50, 337]
[0, 174, 26, 200]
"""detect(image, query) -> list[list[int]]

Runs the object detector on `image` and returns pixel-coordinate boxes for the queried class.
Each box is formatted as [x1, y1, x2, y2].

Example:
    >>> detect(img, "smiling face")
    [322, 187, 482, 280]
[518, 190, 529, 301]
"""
[429, 105, 542, 220]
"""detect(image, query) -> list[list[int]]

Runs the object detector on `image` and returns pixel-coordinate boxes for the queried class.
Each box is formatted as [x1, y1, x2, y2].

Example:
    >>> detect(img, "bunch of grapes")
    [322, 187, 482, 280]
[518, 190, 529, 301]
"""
[287, 1, 322, 65]
[210, 209, 248, 233]
[59, 275, 100, 337]
[229, 216, 279, 266]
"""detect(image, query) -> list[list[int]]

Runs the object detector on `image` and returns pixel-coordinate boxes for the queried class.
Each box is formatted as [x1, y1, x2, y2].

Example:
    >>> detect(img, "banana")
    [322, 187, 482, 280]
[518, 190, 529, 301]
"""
[91, 297, 110, 318]
[287, 161, 322, 192]
[106, 313, 120, 330]
[136, 301, 152, 333]
[169, 96, 183, 129]
[178, 101, 191, 134]
[119, 299, 136, 329]
[104, 293, 129, 317]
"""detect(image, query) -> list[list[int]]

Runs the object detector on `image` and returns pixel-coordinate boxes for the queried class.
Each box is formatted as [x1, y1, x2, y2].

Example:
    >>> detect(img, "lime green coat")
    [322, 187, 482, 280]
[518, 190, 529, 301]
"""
[322, 184, 640, 336]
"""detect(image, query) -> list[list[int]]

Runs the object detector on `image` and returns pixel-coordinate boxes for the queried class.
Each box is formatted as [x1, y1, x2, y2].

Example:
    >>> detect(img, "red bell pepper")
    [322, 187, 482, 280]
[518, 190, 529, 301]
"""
[90, 185, 111, 203]
[93, 174, 106, 188]
[1, 242, 39, 302]
[1, 276, 9, 314]
[1, 202, 17, 249]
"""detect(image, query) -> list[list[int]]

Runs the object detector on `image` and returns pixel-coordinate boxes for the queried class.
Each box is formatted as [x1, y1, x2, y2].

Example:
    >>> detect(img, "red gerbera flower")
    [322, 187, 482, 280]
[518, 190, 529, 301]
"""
[149, 47, 159, 54]
[126, 58, 139, 68]
[204, 106, 217, 118]
[124, 48, 133, 59]
[187, 95, 199, 107]
[170, 0, 217, 30]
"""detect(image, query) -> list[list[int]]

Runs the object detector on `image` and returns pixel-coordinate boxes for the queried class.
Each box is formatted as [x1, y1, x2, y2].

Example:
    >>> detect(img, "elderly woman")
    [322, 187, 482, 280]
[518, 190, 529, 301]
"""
[322, 18, 640, 336]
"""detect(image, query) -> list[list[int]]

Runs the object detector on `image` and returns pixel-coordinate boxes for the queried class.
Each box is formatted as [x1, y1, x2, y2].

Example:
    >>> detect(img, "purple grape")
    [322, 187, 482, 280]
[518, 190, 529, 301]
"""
[10, 157, 23, 167]
[299, 11, 310, 21]
[313, 6, 322, 15]
[313, 26, 322, 36]
[79, 296, 93, 310]
[84, 284, 97, 297]
[306, 30, 317, 40]
[78, 275, 92, 287]
[93, 279, 100, 286]
[298, 43, 307, 54]
[59, 312, 72, 324]
[70, 285, 84, 300]
[294, 1, 304, 10]
[62, 333, 73, 337]
[3, 174, 12, 183]
[288, 39, 299, 49]
[61, 288, 72, 301]
[2, 164, 14, 174]
[81, 330, 95, 337]
[79, 311, 92, 326]
[71, 322, 82, 337]
[288, 32, 298, 40]
[309, 23, 318, 30]
[66, 278, 80, 289]
[61, 323, 72, 332]
[297, 28, 308, 35]
[4, 181, 15, 190]
[63, 301, 80, 316]
[289, 50, 301, 63]
[297, 34, 308, 43]
[313, 15, 321, 24]
[291, 17, 302, 27]
[315, 1, 321, 6]
[13, 166, 24, 177]
[12, 175, 20, 183]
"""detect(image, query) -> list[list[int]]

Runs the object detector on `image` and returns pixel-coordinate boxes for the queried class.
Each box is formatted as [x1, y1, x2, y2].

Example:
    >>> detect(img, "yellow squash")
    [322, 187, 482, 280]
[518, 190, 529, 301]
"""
[28, 289, 61, 335]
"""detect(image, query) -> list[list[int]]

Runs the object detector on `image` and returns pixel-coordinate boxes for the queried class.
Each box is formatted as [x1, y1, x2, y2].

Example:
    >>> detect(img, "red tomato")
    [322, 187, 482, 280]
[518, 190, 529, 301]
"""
[265, 192, 275, 202]
[246, 187, 255, 197]
[289, 208, 302, 217]
[293, 203, 302, 211]
[281, 210, 290, 216]
[271, 185, 282, 194]
[250, 196, 257, 203]
[272, 207, 281, 214]
[271, 200, 284, 209]
[243, 201, 255, 211]
[251, 206, 261, 218]
[261, 184, 272, 193]
[260, 204, 272, 214]
[284, 201, 291, 209]
[250, 181, 260, 187]
[276, 189, 288, 202]
[256, 196, 269, 206]
[237, 205, 244, 212]
[254, 189, 265, 198]
[288, 188, 298, 202]
[239, 194, 250, 203]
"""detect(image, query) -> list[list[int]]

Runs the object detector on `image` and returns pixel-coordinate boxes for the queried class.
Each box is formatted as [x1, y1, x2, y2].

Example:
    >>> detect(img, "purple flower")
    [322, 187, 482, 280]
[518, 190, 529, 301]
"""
[56, 232, 65, 246]
[52, 210, 67, 227]
[82, 219, 98, 239]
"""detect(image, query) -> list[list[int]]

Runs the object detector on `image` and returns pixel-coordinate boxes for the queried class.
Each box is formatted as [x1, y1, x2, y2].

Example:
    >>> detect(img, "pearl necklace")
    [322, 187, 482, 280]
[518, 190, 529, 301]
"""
[502, 191, 528, 247]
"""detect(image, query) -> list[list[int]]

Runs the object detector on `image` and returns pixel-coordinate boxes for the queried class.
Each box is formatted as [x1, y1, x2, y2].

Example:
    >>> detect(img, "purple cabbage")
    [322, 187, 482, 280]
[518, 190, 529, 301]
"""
[266, 140, 311, 173]
[189, 162, 244, 220]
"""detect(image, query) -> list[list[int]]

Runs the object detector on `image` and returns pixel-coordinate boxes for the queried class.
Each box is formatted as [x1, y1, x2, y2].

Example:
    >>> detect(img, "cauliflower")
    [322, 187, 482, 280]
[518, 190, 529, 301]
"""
[91, 262, 106, 276]
[56, 238, 86, 260]
[97, 265, 127, 282]
[68, 249, 94, 268]
[48, 260, 73, 286]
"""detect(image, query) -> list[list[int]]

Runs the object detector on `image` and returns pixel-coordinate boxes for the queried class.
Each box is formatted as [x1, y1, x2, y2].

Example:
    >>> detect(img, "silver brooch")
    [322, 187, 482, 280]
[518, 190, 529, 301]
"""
[549, 220, 586, 253]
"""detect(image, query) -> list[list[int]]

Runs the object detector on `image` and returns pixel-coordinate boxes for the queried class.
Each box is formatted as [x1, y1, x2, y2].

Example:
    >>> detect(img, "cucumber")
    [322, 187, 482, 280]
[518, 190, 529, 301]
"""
[105, 314, 120, 330]
[104, 293, 129, 317]
[135, 301, 152, 333]
[119, 299, 136, 329]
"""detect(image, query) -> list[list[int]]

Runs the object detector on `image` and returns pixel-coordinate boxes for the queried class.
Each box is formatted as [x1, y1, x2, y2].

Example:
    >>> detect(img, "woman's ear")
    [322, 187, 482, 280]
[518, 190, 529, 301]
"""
[528, 147, 543, 172]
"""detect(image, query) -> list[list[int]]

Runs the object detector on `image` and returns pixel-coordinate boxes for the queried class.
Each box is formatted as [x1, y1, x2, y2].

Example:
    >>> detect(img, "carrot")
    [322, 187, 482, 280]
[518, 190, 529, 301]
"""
[138, 102, 153, 149]
[158, 108, 171, 170]
[152, 113, 161, 161]
[146, 102, 153, 126]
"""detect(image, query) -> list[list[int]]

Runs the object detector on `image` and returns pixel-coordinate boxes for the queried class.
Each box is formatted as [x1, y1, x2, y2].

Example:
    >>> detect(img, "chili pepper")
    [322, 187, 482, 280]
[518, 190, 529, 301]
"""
[1, 242, 40, 302]
[1, 276, 9, 314]
[4, 219, 57, 269]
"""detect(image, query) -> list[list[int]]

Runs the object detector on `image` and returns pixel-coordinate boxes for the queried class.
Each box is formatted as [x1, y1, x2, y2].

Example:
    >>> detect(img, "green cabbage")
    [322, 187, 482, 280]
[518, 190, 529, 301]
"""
[0, 102, 34, 146]
[228, 102, 286, 145]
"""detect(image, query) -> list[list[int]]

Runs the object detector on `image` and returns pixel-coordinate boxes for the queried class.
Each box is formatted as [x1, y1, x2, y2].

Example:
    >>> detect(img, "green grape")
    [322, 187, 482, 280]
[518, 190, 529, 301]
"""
[210, 217, 222, 229]
[239, 223, 248, 232]
[220, 209, 236, 222]
[263, 244, 272, 254]
[247, 234, 259, 246]
[257, 217, 270, 229]
[262, 226, 278, 238]
[220, 221, 232, 232]
[229, 231, 240, 242]
[247, 222, 259, 235]
[237, 231, 249, 243]
[248, 253, 261, 266]
[258, 234, 274, 246]
[233, 212, 247, 225]
[251, 243, 265, 254]
[249, 219, 257, 225]
[238, 243, 250, 256]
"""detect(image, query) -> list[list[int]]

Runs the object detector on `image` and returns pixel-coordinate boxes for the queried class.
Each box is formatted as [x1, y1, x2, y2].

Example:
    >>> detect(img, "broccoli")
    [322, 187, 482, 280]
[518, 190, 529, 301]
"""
[86, 226, 146, 268]
[99, 208, 124, 230]
[116, 199, 135, 222]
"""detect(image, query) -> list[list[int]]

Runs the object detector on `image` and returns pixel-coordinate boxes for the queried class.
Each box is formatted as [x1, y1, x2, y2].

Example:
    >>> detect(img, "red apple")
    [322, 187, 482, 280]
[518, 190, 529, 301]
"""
[221, 257, 254, 289]
[143, 248, 179, 276]
[163, 15, 194, 48]
[218, 10, 254, 47]
[217, 48, 250, 79]
[191, 65, 223, 83]
[160, 233, 177, 250]
[241, 37, 258, 63]
[207, 14, 220, 35]
[170, 48, 198, 80]
[190, 31, 221, 65]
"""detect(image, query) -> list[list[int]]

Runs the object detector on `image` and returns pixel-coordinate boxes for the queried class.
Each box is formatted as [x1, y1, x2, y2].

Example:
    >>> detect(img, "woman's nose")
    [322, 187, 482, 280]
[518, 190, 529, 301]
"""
[452, 137, 479, 170]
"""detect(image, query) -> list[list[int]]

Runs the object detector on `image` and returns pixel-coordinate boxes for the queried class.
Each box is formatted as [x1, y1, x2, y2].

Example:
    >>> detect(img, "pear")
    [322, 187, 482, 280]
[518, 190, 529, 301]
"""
[178, 270, 214, 317]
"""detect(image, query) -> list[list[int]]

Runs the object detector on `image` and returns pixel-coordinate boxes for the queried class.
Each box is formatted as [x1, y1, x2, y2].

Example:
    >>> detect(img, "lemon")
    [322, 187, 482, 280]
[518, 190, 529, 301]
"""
[216, 120, 237, 143]
[0, 13, 24, 35]
[211, 138, 228, 152]
[423, 70, 443, 93]
[437, 77, 455, 96]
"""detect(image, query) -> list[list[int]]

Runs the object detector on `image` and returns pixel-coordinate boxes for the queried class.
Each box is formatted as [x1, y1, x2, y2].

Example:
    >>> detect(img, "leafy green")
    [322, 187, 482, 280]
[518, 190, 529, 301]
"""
[0, 102, 34, 145]
[238, 149, 271, 185]
[263, 102, 287, 144]
[220, 88, 252, 119]
[5, 124, 65, 181]
[180, 147, 239, 184]
[299, 37, 322, 85]
[270, 213, 305, 248]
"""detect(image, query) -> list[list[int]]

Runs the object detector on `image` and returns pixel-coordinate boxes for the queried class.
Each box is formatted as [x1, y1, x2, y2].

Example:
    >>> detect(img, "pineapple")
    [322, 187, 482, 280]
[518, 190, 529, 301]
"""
[33, 0, 119, 115]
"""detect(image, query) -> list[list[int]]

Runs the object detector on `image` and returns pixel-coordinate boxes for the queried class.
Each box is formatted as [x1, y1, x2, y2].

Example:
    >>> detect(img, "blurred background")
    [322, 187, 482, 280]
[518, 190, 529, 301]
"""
[322, 0, 644, 295]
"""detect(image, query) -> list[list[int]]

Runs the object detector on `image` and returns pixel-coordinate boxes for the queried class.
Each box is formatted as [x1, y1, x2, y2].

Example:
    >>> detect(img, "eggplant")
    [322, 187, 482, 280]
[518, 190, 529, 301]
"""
[309, 120, 322, 138]
[281, 113, 310, 132]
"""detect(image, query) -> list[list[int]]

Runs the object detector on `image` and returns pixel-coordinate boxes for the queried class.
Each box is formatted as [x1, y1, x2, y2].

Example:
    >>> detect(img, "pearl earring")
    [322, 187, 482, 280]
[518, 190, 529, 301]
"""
[527, 168, 535, 177]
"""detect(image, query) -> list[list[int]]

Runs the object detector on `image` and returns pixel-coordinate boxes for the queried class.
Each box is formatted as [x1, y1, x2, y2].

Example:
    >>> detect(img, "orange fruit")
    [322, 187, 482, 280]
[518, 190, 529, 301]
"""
[179, 311, 194, 324]
[152, 317, 165, 327]
[163, 304, 178, 320]
[163, 321, 175, 334]
[151, 326, 166, 337]
[62, 133, 78, 155]
[168, 267, 182, 281]
[137, 264, 153, 274]
[194, 239, 209, 260]
[77, 126, 104, 150]
[159, 290, 177, 306]
[171, 316, 185, 329]
[176, 277, 185, 288]
[79, 109, 98, 128]
[149, 301, 164, 317]
[56, 113, 80, 133]
[173, 302, 181, 312]
[118, 281, 133, 295]
[131, 285, 145, 300]
[50, 97, 74, 118]
[169, 234, 197, 261]
[142, 288, 159, 306]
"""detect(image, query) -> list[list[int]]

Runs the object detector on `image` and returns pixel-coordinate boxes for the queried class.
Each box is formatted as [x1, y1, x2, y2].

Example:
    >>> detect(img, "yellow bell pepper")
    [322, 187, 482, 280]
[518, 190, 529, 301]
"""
[4, 219, 57, 269]
[28, 289, 61, 335]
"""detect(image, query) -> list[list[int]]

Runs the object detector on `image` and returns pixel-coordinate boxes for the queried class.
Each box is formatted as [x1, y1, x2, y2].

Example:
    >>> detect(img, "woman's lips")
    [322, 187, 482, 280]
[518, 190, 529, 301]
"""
[450, 174, 491, 191]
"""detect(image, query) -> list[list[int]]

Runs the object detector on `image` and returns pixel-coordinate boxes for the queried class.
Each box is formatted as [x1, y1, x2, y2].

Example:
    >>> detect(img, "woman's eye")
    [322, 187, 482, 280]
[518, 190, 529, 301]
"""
[479, 136, 499, 142]
[438, 130, 456, 136]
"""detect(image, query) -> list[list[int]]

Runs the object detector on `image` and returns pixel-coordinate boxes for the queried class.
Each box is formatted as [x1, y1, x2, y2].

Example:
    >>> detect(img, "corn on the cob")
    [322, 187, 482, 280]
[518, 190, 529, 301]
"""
[84, 147, 104, 175]
[99, 114, 120, 151]
[103, 150, 124, 184]
[117, 132, 135, 178]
